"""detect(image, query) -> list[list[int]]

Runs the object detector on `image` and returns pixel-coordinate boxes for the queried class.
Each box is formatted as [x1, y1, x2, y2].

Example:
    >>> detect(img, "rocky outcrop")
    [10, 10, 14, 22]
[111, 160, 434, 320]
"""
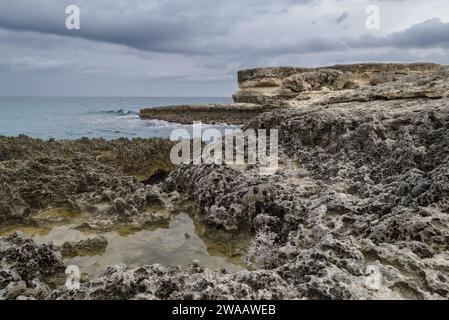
[139, 63, 441, 125]
[233, 63, 441, 105]
[49, 262, 298, 300]
[139, 103, 269, 125]
[60, 236, 108, 258]
[314, 66, 449, 103]
[137, 63, 443, 125]
[0, 136, 175, 181]
[0, 136, 174, 223]
[0, 233, 65, 300]
[164, 164, 275, 231]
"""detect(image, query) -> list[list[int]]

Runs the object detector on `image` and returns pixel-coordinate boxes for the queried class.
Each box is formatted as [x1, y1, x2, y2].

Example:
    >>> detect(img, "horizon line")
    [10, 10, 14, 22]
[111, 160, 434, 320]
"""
[0, 96, 232, 98]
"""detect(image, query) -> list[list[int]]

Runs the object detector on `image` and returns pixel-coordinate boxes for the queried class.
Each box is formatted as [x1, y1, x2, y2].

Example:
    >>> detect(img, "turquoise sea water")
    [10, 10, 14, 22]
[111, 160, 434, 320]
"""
[0, 97, 233, 140]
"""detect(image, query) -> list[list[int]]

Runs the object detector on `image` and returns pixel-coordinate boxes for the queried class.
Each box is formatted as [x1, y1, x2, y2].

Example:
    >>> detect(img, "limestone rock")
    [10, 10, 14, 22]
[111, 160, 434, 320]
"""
[233, 63, 441, 105]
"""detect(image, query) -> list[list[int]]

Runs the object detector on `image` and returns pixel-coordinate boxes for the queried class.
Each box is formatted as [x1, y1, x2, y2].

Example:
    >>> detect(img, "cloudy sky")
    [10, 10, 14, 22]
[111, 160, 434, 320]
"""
[1, 0, 449, 96]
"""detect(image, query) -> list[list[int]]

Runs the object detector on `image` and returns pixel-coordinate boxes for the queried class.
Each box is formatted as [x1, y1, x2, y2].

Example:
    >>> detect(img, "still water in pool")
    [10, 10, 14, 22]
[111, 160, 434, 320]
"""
[0, 211, 247, 276]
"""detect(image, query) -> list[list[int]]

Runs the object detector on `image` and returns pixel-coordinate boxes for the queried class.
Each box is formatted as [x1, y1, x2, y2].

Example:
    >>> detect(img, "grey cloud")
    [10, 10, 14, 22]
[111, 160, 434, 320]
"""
[386, 18, 449, 48]
[335, 12, 349, 24]
[324, 12, 349, 25]
[346, 18, 449, 49]
[0, 0, 317, 55]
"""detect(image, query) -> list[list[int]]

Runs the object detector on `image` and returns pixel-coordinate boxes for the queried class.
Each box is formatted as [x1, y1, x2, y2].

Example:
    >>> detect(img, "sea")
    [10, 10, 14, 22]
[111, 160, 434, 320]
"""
[0, 97, 234, 140]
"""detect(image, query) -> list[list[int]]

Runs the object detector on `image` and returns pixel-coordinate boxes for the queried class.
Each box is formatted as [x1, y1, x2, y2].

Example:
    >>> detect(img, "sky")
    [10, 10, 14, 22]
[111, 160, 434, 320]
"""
[1, 0, 449, 97]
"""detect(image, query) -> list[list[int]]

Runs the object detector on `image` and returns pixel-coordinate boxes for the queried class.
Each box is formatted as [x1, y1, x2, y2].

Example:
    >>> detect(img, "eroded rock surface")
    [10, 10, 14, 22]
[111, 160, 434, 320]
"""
[0, 233, 65, 300]
[0, 137, 174, 224]
[233, 63, 441, 105]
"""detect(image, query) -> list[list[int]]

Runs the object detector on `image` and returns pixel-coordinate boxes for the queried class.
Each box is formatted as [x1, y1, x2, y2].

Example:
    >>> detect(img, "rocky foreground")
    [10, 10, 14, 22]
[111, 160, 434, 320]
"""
[1, 63, 449, 300]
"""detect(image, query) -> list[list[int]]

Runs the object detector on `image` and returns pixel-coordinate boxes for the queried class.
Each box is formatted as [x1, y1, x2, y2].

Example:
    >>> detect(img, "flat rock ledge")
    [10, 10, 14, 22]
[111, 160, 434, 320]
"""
[139, 103, 271, 125]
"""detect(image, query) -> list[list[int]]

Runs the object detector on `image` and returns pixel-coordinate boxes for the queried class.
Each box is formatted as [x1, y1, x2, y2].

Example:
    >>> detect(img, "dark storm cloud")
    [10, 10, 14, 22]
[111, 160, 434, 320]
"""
[0, 0, 194, 53]
[347, 18, 449, 49]
[218, 17, 449, 58]
[0, 0, 318, 54]
[1, 0, 446, 57]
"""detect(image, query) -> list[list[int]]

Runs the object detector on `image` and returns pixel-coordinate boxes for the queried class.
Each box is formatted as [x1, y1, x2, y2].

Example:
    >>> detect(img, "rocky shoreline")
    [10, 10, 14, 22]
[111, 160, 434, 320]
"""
[2, 63, 449, 300]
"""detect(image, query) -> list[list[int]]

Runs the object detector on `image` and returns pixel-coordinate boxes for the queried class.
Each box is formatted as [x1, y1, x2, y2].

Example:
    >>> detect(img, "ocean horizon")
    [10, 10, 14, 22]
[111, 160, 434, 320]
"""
[0, 96, 233, 140]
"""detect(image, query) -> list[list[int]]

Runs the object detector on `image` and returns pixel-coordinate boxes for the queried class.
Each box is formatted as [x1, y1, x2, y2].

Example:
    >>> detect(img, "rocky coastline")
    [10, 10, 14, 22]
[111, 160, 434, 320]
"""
[139, 63, 441, 125]
[2, 63, 449, 300]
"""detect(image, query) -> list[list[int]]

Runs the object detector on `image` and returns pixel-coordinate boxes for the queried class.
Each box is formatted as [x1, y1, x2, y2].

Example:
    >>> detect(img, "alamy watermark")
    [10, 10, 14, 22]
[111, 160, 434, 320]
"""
[65, 4, 380, 32]
[65, 5, 80, 30]
[65, 265, 80, 290]
[169, 122, 279, 175]
[365, 5, 380, 30]
[365, 265, 382, 290]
